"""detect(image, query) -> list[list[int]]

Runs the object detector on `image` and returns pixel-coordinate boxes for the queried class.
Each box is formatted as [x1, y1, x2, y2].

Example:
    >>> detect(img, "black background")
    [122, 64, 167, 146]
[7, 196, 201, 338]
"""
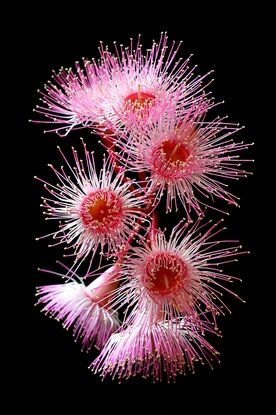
[14, 1, 270, 409]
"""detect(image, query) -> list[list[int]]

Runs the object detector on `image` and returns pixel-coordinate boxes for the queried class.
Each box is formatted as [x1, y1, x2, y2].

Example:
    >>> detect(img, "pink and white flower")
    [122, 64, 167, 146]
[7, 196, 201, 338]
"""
[91, 309, 219, 382]
[112, 218, 246, 328]
[35, 139, 146, 269]
[115, 105, 253, 217]
[32, 33, 214, 136]
[36, 265, 121, 351]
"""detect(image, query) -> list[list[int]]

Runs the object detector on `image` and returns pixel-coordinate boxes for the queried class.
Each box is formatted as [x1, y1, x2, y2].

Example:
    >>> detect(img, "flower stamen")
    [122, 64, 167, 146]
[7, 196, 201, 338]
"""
[125, 87, 155, 112]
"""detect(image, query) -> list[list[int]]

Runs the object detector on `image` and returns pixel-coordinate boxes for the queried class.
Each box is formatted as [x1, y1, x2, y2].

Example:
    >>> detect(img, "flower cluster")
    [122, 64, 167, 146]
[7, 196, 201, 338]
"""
[33, 33, 252, 382]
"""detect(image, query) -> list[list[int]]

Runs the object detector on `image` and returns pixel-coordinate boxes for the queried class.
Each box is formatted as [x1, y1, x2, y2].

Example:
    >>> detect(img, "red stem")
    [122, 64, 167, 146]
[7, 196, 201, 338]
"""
[100, 133, 156, 261]
[150, 211, 158, 241]
[101, 133, 137, 192]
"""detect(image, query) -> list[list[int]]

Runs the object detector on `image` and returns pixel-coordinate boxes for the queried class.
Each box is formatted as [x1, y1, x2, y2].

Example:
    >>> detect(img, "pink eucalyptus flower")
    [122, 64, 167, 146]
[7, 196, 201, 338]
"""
[32, 33, 214, 136]
[91, 308, 219, 382]
[35, 139, 146, 270]
[115, 104, 253, 217]
[36, 265, 121, 350]
[112, 218, 246, 329]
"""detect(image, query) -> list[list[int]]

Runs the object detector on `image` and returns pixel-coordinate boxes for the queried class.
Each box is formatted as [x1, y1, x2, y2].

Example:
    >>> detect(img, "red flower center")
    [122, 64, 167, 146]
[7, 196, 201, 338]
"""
[161, 140, 190, 165]
[143, 253, 187, 296]
[80, 190, 123, 233]
[125, 86, 155, 112]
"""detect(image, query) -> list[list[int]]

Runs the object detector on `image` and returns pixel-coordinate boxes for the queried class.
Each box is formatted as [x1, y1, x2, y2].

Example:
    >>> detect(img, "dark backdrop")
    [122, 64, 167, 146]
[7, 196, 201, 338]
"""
[15, 2, 269, 409]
